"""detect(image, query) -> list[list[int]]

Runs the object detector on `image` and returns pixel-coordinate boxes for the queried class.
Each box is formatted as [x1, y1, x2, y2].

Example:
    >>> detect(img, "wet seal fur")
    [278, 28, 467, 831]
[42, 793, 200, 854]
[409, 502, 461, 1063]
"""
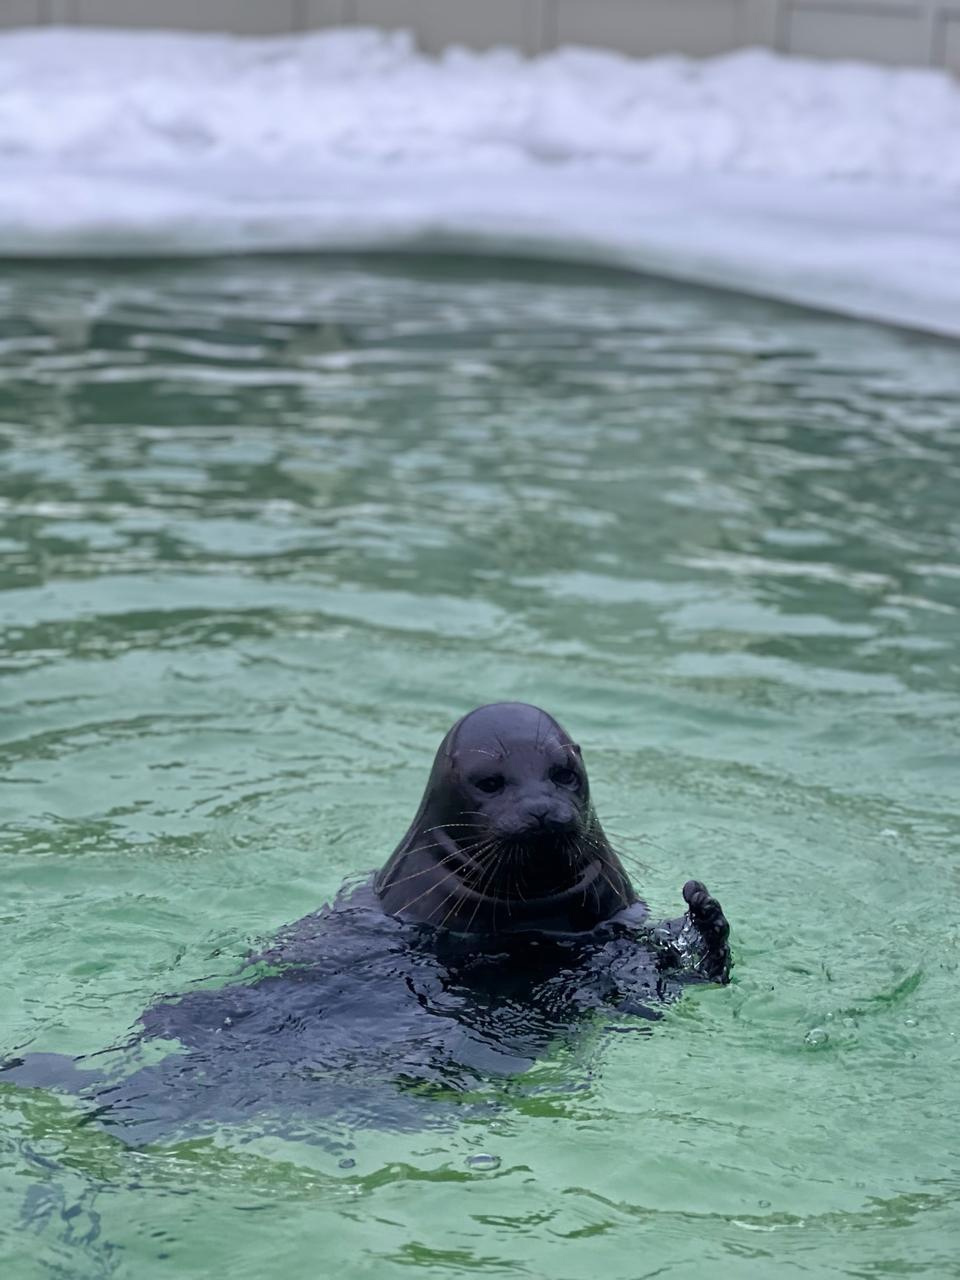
[2, 702, 730, 1145]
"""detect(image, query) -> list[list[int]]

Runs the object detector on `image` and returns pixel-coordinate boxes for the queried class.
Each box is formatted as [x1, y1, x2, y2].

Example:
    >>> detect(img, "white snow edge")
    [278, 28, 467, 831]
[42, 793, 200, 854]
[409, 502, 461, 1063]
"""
[2, 27, 959, 337]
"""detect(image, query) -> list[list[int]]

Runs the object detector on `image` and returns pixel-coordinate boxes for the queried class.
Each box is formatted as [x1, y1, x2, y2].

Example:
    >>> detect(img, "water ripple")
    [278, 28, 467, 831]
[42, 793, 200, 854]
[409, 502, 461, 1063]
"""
[1, 256, 958, 1278]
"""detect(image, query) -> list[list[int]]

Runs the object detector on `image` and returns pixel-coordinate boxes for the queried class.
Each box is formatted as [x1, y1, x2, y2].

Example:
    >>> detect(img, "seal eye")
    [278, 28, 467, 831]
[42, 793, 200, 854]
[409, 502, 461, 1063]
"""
[474, 774, 506, 795]
[550, 766, 579, 788]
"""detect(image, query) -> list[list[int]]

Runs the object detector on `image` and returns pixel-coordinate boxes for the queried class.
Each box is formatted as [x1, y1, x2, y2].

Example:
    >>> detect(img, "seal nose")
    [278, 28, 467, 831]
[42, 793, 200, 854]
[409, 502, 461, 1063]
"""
[524, 800, 574, 833]
[527, 802, 550, 829]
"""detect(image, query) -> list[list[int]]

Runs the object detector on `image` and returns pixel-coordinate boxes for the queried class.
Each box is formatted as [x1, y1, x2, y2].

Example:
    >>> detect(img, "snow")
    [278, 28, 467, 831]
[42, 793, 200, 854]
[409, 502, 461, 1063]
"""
[2, 26, 959, 335]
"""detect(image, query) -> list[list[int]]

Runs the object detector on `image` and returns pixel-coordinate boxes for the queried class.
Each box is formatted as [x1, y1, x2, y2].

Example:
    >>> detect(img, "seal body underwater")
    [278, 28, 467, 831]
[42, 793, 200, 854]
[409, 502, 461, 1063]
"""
[2, 702, 730, 1145]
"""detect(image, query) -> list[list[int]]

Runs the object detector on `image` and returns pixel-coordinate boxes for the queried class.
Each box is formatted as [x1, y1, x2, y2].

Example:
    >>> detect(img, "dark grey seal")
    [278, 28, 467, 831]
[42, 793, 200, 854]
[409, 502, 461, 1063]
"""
[375, 701, 729, 974]
[1, 702, 730, 1147]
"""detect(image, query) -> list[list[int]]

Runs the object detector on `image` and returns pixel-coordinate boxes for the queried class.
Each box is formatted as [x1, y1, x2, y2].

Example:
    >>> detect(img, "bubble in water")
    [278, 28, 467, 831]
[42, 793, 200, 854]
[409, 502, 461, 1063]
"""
[337, 1157, 356, 1170]
[804, 1027, 829, 1048]
[465, 1153, 501, 1171]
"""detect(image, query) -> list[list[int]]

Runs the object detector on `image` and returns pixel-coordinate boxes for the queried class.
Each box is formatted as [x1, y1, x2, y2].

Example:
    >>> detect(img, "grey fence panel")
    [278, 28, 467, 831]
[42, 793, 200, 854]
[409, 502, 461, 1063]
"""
[0, 0, 42, 25]
[944, 12, 960, 67]
[67, 0, 301, 32]
[302, 1, 353, 28]
[350, 0, 543, 54]
[2, 0, 958, 68]
[549, 0, 747, 59]
[782, 1, 938, 65]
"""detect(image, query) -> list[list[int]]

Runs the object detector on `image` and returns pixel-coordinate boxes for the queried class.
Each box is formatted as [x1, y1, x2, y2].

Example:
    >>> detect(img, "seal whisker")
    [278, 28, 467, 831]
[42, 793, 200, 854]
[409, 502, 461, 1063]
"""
[596, 828, 657, 875]
[418, 823, 485, 835]
[587, 841, 626, 893]
[594, 860, 622, 901]
[505, 844, 518, 924]
[514, 845, 531, 902]
[596, 849, 643, 889]
[460, 841, 509, 935]
[405, 834, 491, 858]
[391, 864, 465, 918]
[509, 845, 528, 914]
[433, 848, 491, 931]
[430, 879, 467, 931]
[488, 850, 501, 935]
[393, 848, 496, 920]
[580, 830, 651, 880]
[407, 837, 488, 854]
[437, 840, 503, 932]
[573, 840, 606, 917]
[573, 839, 590, 910]
[381, 838, 494, 890]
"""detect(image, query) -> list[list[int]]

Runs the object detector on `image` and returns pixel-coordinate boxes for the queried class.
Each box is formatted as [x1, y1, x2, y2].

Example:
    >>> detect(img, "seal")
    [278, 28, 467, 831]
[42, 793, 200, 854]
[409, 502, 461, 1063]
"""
[376, 701, 633, 935]
[374, 702, 730, 978]
[1, 702, 731, 1145]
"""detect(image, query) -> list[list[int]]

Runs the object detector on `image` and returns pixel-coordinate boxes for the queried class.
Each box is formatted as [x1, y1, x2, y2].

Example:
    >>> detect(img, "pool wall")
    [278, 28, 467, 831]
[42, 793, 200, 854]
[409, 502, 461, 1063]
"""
[5, 0, 960, 70]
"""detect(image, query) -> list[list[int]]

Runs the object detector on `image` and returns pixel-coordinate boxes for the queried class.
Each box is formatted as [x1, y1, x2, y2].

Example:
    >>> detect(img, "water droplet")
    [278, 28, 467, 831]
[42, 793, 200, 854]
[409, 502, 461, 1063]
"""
[337, 1157, 356, 1170]
[465, 1153, 500, 1171]
[804, 1027, 829, 1047]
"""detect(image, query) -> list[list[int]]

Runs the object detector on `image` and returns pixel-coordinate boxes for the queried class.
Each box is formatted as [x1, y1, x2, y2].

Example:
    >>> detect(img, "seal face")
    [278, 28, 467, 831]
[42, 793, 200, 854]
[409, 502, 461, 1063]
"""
[375, 702, 636, 935]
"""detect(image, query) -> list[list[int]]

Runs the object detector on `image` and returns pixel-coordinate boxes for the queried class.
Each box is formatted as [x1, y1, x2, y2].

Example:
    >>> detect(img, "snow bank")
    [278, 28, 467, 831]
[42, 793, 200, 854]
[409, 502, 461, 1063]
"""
[2, 27, 959, 335]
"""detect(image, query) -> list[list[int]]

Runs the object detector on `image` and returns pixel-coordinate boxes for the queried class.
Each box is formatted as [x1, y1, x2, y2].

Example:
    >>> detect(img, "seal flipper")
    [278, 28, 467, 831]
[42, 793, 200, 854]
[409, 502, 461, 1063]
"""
[648, 880, 731, 984]
[682, 878, 731, 983]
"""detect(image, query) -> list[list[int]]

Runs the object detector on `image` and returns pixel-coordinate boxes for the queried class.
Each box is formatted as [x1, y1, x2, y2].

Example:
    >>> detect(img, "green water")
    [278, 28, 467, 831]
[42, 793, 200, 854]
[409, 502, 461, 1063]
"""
[1, 256, 958, 1279]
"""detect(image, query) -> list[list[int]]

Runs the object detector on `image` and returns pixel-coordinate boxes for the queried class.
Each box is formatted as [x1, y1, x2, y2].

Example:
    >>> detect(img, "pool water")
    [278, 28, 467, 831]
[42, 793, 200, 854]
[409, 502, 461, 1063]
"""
[1, 256, 958, 1279]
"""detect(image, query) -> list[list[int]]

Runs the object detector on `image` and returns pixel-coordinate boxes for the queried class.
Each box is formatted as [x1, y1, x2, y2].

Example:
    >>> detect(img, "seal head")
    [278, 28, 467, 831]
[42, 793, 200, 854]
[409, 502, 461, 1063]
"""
[375, 702, 635, 935]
